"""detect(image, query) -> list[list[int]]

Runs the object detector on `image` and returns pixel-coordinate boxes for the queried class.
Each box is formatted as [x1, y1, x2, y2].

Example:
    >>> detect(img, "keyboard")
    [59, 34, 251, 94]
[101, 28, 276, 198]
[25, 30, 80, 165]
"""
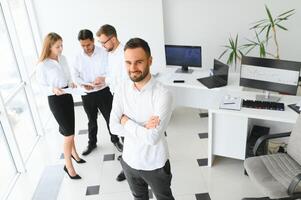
[242, 100, 285, 111]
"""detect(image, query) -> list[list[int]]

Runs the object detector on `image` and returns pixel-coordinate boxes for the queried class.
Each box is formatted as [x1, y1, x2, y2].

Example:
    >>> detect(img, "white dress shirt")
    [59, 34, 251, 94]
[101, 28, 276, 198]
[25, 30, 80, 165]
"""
[36, 55, 71, 96]
[72, 45, 108, 93]
[105, 43, 128, 94]
[110, 76, 173, 170]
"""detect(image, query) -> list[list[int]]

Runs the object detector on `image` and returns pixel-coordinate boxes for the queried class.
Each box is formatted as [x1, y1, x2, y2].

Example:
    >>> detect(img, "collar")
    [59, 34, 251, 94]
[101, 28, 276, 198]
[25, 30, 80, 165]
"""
[132, 75, 155, 92]
[81, 45, 100, 57]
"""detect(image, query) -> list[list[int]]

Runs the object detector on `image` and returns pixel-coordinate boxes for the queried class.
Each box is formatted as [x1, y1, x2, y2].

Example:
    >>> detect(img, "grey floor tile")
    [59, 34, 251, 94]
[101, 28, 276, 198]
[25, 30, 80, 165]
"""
[103, 154, 115, 161]
[78, 129, 88, 135]
[195, 193, 211, 200]
[197, 158, 208, 167]
[198, 133, 208, 139]
[74, 101, 83, 107]
[86, 185, 100, 196]
[199, 113, 208, 118]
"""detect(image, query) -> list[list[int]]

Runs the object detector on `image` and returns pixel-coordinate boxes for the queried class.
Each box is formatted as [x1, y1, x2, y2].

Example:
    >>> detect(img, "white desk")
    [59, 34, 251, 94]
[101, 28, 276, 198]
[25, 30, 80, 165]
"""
[157, 67, 301, 166]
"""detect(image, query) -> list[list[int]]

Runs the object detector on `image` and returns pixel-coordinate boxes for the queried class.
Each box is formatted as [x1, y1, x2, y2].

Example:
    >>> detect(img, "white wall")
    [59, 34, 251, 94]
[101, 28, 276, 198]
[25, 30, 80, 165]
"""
[162, 0, 301, 70]
[32, 0, 165, 73]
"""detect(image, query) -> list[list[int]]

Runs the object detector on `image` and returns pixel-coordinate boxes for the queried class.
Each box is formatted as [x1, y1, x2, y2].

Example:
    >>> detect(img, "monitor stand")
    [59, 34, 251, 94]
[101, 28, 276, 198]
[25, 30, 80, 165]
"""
[256, 91, 280, 102]
[175, 65, 193, 74]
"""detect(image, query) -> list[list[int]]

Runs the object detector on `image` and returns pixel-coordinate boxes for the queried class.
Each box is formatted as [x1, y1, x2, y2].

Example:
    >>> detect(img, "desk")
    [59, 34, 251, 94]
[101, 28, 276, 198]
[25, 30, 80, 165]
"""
[157, 67, 301, 166]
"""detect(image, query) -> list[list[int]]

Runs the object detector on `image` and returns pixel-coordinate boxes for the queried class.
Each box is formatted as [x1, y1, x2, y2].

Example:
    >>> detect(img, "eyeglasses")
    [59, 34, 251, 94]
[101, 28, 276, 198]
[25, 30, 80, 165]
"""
[100, 36, 113, 46]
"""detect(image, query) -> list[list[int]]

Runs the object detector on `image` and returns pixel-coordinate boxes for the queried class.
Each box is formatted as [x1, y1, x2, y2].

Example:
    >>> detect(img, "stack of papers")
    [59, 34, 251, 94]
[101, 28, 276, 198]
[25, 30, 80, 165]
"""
[219, 96, 242, 111]
[62, 88, 87, 96]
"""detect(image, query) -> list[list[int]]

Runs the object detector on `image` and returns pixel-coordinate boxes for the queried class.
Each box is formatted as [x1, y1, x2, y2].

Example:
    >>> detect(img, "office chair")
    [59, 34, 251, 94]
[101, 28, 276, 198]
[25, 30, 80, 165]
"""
[243, 115, 301, 200]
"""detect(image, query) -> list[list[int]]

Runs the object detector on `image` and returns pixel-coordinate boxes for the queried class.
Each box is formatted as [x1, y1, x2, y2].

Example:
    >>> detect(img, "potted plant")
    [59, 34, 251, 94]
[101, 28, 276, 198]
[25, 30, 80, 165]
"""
[219, 5, 295, 71]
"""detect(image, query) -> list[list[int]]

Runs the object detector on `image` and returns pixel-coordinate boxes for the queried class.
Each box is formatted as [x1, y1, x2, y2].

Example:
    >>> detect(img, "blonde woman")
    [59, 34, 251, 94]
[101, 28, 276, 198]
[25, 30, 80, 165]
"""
[36, 32, 85, 179]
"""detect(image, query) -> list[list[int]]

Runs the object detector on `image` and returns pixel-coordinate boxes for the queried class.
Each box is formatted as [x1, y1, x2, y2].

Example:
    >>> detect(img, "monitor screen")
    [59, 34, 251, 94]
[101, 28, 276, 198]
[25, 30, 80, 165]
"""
[213, 59, 229, 83]
[240, 56, 301, 95]
[165, 45, 202, 67]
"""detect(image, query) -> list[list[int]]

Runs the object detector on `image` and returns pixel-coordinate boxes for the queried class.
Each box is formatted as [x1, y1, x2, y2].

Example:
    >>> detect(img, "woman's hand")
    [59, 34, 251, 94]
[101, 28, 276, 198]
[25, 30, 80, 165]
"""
[52, 87, 65, 96]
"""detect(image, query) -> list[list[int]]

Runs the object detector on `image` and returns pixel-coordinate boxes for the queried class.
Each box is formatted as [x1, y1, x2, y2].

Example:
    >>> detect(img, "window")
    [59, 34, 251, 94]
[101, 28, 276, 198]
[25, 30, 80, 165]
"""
[0, 123, 17, 198]
[0, 7, 22, 100]
[8, 0, 38, 75]
[6, 89, 38, 160]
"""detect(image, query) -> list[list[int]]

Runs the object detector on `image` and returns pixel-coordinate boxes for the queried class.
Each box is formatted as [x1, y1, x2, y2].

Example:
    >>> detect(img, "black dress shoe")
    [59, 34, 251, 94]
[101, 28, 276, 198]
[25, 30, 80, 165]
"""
[71, 155, 86, 164]
[113, 141, 123, 152]
[117, 155, 122, 161]
[63, 166, 81, 179]
[116, 171, 126, 182]
[82, 145, 97, 156]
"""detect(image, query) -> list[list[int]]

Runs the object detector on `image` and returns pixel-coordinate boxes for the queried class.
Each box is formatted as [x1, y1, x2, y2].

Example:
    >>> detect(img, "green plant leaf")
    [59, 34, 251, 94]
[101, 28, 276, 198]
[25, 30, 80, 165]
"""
[235, 34, 238, 51]
[265, 25, 271, 45]
[258, 24, 269, 35]
[222, 45, 232, 48]
[245, 45, 256, 55]
[241, 43, 255, 48]
[255, 31, 261, 43]
[277, 9, 295, 17]
[277, 13, 295, 21]
[227, 51, 234, 65]
[218, 49, 228, 59]
[265, 5, 275, 27]
[246, 38, 258, 45]
[276, 24, 288, 31]
[238, 50, 244, 57]
[250, 20, 268, 29]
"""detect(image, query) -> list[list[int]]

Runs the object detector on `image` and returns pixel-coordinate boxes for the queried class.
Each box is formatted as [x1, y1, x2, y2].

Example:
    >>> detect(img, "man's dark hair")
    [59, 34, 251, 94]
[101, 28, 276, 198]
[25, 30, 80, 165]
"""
[78, 29, 94, 41]
[124, 38, 151, 57]
[96, 24, 117, 38]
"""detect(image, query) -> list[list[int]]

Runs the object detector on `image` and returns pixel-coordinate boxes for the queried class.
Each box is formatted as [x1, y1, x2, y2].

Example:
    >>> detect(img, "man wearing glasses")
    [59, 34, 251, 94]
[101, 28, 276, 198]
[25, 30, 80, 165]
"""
[96, 24, 127, 182]
[73, 29, 123, 156]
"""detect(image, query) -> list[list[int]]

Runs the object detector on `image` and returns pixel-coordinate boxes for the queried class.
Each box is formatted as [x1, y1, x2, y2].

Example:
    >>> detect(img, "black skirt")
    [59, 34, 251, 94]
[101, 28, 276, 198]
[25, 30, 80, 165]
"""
[48, 94, 75, 136]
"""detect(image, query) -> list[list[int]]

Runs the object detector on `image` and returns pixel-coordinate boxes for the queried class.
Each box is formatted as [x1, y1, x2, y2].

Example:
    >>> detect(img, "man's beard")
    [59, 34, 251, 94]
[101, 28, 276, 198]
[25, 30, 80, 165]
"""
[107, 47, 114, 52]
[129, 67, 149, 82]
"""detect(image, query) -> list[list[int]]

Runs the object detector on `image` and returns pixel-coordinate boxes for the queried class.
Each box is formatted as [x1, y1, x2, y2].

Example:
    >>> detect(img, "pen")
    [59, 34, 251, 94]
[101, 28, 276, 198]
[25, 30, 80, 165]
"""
[224, 102, 235, 105]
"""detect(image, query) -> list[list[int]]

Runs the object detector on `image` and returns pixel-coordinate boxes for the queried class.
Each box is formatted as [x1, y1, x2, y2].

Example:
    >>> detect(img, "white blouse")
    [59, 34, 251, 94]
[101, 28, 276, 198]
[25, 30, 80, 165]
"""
[36, 55, 72, 96]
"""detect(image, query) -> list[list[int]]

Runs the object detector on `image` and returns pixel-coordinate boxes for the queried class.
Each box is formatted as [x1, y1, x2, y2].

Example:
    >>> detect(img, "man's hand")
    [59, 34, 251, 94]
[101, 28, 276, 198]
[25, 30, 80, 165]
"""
[82, 84, 94, 91]
[93, 76, 105, 86]
[144, 116, 160, 129]
[121, 114, 129, 126]
[69, 82, 77, 88]
[52, 87, 65, 96]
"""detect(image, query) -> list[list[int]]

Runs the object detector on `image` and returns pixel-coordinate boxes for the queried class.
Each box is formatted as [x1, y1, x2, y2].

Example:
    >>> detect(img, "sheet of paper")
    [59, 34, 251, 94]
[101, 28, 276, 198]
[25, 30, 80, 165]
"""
[219, 96, 242, 111]
[63, 88, 87, 96]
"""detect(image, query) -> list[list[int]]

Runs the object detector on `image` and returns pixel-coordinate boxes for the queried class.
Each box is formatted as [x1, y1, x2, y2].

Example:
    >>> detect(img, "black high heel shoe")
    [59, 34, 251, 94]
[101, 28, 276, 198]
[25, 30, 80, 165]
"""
[63, 166, 81, 179]
[71, 155, 86, 164]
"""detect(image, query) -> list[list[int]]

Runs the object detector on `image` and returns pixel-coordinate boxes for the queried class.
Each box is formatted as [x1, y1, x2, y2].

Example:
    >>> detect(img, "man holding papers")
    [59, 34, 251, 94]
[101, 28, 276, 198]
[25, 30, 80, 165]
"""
[73, 29, 123, 156]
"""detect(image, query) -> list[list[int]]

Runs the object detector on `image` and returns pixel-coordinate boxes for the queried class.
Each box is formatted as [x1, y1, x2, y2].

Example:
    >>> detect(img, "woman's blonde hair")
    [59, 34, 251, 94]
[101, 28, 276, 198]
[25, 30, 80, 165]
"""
[38, 32, 62, 62]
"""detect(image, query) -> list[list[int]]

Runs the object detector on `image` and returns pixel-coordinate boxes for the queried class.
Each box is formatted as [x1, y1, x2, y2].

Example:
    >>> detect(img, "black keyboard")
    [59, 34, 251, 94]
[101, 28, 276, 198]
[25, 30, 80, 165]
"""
[242, 100, 285, 111]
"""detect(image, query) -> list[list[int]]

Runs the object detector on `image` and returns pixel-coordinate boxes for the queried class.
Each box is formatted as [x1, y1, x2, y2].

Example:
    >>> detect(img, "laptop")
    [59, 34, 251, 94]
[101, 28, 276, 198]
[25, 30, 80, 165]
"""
[197, 59, 229, 89]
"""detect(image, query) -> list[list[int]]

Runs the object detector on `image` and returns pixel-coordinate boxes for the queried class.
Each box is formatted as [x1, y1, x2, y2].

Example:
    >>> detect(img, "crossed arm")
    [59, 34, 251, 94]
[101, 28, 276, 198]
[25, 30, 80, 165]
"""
[109, 88, 172, 146]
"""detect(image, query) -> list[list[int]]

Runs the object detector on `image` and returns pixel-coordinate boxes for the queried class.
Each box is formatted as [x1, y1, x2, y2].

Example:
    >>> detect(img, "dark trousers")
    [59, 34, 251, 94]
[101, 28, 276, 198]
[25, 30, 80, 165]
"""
[81, 87, 119, 146]
[121, 159, 175, 200]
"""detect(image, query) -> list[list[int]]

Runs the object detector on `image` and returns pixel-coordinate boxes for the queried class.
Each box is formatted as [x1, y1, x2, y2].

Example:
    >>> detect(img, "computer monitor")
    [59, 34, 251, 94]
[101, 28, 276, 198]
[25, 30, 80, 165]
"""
[240, 56, 301, 102]
[165, 45, 202, 73]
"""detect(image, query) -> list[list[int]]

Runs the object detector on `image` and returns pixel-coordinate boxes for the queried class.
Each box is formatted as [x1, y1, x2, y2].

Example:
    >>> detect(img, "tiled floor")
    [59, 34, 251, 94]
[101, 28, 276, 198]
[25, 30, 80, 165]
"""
[8, 106, 264, 200]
